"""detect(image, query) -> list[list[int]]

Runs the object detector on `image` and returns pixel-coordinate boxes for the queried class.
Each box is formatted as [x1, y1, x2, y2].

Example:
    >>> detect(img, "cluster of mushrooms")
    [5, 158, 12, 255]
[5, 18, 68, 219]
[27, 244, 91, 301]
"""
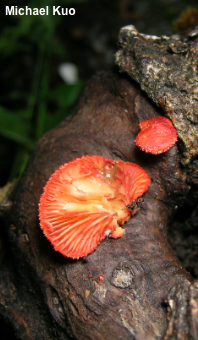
[39, 116, 177, 259]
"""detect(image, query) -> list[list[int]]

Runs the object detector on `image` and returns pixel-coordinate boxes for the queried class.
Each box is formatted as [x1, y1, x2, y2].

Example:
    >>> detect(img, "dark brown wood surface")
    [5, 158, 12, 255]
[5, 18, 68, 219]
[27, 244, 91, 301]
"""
[1, 69, 197, 339]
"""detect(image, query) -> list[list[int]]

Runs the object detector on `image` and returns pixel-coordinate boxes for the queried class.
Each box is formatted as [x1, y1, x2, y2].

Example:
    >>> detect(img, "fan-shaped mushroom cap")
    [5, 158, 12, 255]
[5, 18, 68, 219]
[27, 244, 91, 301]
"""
[39, 155, 150, 258]
[135, 116, 177, 154]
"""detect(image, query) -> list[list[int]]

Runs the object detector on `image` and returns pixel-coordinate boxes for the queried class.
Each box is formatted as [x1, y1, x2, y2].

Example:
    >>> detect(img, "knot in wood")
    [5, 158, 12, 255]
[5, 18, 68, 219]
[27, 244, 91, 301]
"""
[111, 266, 134, 288]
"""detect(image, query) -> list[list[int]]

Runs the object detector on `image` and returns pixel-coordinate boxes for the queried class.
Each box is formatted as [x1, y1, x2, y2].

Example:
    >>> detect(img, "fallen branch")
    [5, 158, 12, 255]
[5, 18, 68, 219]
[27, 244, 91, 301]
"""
[1, 26, 198, 339]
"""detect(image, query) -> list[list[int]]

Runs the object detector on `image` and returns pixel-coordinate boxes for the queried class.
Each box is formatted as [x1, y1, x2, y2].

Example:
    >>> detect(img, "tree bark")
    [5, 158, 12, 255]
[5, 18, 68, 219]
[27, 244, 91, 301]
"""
[1, 30, 198, 339]
[116, 25, 198, 167]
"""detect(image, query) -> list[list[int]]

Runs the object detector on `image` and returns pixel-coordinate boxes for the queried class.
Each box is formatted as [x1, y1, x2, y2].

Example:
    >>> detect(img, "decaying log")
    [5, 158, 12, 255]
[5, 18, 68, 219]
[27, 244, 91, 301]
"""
[1, 67, 197, 339]
[116, 25, 198, 166]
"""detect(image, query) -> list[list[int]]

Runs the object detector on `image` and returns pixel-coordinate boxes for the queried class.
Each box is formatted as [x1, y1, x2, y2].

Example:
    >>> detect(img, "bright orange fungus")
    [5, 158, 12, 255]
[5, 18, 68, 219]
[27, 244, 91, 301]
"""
[135, 116, 178, 154]
[39, 155, 150, 259]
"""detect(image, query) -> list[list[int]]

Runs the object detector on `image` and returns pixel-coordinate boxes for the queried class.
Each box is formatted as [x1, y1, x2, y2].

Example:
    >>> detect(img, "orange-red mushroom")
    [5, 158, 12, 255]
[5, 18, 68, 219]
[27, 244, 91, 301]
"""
[135, 116, 177, 154]
[39, 155, 150, 259]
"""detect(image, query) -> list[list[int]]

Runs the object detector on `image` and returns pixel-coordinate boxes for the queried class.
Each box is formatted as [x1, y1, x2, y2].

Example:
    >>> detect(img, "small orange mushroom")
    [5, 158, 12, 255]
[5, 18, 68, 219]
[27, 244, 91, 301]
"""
[135, 116, 177, 154]
[97, 275, 104, 281]
[39, 155, 150, 259]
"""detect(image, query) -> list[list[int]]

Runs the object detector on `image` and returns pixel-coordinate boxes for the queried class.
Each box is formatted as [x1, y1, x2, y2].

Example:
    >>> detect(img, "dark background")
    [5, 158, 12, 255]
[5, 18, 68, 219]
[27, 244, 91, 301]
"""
[0, 0, 197, 187]
[1, 1, 198, 338]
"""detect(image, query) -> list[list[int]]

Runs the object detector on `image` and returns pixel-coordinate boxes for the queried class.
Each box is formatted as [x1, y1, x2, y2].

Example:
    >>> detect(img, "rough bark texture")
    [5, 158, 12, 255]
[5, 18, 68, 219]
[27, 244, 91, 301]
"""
[115, 25, 198, 166]
[1, 69, 198, 340]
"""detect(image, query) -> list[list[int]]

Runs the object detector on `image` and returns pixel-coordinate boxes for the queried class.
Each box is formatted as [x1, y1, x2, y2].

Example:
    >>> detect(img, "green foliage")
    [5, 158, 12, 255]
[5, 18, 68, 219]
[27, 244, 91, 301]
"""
[0, 0, 85, 184]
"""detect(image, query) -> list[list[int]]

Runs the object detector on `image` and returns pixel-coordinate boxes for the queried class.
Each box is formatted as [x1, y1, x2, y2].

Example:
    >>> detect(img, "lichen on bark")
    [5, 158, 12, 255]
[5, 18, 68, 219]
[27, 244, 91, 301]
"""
[115, 25, 198, 165]
[0, 71, 194, 340]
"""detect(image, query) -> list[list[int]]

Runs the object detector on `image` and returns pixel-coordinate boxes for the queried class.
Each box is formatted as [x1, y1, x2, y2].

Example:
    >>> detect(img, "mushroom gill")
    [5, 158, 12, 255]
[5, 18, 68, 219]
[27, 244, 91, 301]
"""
[39, 155, 150, 259]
